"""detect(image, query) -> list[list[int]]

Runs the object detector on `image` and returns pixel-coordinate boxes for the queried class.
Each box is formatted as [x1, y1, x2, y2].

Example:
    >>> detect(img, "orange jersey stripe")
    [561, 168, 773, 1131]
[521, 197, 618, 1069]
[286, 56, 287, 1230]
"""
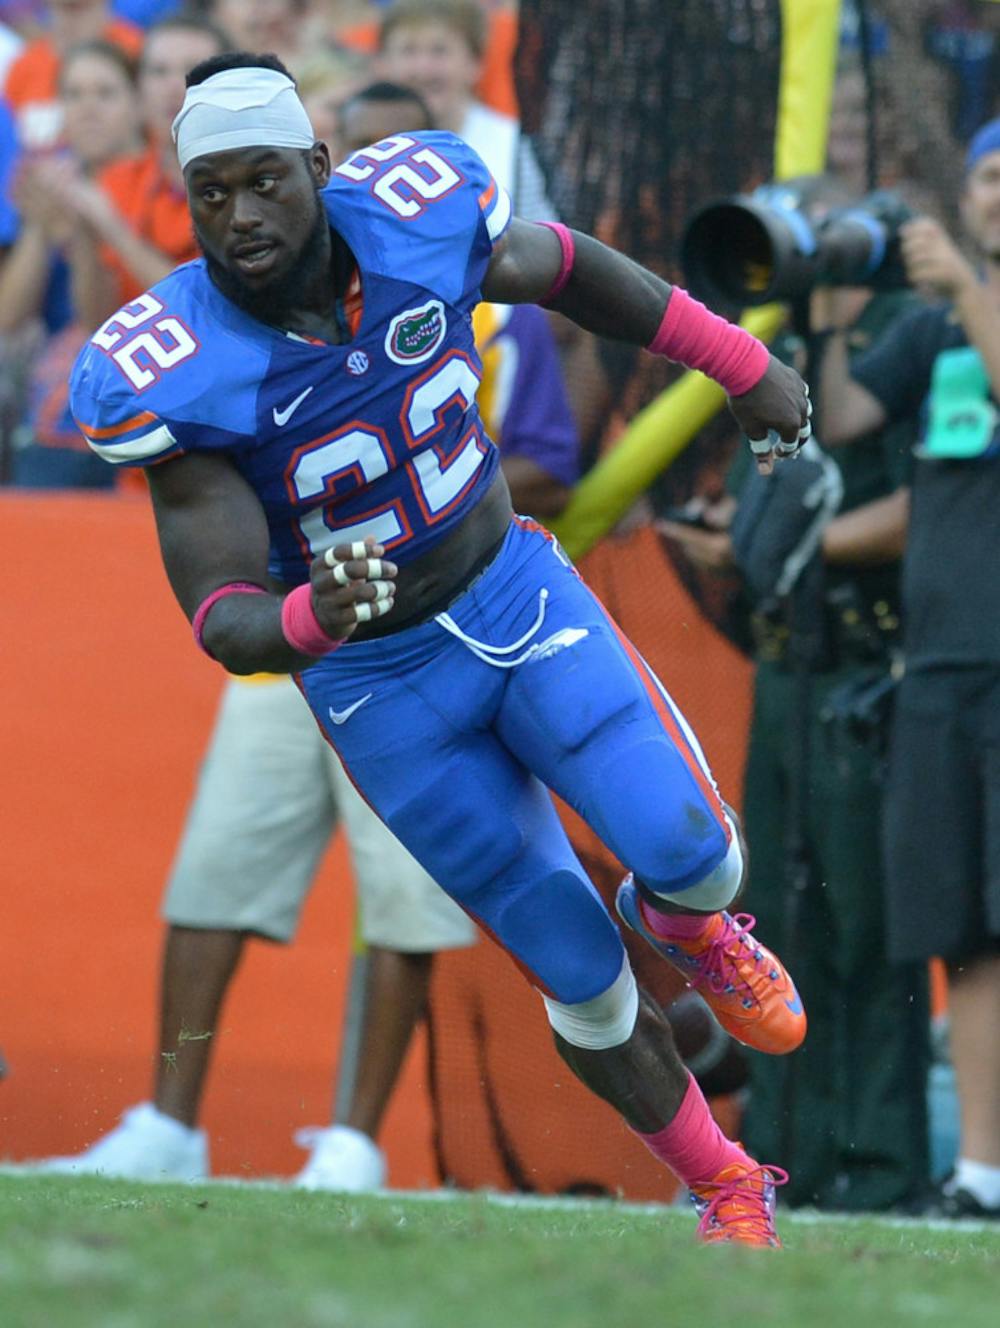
[78, 411, 158, 440]
[478, 178, 498, 211]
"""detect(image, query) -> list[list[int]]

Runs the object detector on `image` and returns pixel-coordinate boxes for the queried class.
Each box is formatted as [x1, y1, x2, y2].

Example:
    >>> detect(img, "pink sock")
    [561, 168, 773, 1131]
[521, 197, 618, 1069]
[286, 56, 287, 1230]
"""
[635, 1072, 749, 1188]
[639, 898, 714, 940]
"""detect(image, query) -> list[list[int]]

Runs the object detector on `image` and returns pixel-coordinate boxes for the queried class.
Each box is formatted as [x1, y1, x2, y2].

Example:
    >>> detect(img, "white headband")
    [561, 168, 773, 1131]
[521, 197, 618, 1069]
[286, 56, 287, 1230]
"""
[172, 67, 315, 172]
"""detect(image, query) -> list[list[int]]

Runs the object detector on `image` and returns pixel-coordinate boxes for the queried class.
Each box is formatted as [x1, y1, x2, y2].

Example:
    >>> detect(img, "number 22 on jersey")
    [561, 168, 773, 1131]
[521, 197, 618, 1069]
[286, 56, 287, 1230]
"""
[286, 350, 486, 557]
[92, 293, 199, 391]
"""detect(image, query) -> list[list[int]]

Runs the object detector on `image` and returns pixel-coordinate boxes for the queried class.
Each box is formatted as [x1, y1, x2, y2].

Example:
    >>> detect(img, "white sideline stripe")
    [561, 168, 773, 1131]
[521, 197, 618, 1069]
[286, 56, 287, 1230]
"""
[132, 1177, 998, 1234]
[3, 1162, 993, 1234]
[87, 423, 177, 463]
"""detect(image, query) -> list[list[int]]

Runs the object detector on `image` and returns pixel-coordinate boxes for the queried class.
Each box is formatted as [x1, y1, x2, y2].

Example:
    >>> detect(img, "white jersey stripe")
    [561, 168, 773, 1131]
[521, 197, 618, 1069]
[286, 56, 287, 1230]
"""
[485, 187, 512, 242]
[86, 422, 178, 464]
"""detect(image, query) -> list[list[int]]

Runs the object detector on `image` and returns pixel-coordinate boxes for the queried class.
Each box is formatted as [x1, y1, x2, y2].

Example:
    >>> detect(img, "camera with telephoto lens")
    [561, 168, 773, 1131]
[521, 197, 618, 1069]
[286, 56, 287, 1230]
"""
[680, 179, 914, 308]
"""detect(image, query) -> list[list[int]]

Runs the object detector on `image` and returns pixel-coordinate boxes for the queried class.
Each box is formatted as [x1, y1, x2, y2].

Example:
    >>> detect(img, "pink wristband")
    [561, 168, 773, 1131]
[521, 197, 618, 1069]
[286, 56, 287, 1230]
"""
[647, 287, 770, 396]
[192, 582, 267, 657]
[537, 221, 576, 305]
[280, 583, 342, 657]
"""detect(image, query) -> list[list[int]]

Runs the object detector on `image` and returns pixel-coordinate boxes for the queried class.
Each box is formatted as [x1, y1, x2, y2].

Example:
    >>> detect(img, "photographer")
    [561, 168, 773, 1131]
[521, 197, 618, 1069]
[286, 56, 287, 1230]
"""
[815, 119, 1000, 1221]
[663, 179, 930, 1212]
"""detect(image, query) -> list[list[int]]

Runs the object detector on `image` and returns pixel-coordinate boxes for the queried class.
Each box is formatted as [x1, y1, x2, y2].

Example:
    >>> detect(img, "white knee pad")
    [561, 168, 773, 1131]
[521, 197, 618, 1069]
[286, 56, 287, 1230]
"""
[652, 822, 743, 912]
[541, 956, 639, 1050]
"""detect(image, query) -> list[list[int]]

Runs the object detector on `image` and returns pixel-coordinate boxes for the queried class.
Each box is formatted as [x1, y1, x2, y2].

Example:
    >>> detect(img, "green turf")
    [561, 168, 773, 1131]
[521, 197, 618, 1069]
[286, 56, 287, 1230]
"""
[0, 1176, 997, 1328]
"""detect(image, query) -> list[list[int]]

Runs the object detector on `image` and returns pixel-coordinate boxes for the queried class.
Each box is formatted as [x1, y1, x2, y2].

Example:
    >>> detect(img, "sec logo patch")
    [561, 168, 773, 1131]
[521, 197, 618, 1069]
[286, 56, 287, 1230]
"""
[346, 350, 370, 376]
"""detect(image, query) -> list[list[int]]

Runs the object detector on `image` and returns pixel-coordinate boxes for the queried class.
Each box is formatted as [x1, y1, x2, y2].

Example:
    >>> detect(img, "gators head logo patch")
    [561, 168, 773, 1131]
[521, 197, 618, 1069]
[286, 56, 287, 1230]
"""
[385, 299, 447, 365]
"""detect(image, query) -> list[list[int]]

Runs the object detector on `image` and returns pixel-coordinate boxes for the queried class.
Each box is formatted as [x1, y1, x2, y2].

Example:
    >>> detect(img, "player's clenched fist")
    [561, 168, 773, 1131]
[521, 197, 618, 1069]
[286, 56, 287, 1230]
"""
[309, 536, 397, 638]
[729, 355, 812, 475]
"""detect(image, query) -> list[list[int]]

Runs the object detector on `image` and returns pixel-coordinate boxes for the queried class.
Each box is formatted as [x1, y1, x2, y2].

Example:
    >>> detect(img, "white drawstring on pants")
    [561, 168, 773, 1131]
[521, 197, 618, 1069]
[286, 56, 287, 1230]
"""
[435, 588, 549, 669]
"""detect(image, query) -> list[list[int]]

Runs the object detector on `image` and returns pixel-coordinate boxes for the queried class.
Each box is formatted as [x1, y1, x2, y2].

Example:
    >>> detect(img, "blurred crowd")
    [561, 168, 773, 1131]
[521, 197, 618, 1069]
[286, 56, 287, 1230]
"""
[4, 0, 1000, 1223]
[0, 0, 531, 486]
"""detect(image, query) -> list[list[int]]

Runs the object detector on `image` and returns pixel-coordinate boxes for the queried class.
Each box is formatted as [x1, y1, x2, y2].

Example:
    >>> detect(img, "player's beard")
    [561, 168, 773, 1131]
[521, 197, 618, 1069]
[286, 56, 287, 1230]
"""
[198, 194, 331, 328]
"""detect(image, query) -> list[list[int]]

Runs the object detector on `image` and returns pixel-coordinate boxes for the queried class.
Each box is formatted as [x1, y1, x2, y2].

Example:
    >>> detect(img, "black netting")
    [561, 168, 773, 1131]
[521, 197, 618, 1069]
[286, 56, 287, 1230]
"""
[517, 0, 781, 268]
[516, 0, 782, 500]
[851, 1, 1000, 222]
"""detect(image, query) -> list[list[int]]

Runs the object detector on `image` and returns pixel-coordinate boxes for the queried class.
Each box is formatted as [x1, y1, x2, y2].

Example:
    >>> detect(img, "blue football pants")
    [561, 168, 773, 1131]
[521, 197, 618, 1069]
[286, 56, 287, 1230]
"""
[299, 518, 732, 1005]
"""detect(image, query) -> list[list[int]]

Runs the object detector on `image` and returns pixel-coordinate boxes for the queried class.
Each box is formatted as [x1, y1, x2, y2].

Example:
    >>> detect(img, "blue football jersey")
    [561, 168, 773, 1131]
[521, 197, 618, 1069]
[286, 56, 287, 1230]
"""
[70, 131, 513, 581]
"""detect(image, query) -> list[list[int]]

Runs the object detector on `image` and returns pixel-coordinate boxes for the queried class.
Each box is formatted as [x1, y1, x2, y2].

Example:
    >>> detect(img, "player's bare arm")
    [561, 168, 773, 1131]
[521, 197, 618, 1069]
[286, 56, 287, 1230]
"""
[147, 451, 397, 674]
[483, 218, 810, 473]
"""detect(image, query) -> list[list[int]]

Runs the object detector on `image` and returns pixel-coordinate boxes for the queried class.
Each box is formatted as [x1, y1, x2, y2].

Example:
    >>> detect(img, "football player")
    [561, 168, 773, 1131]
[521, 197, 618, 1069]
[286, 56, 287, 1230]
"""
[72, 53, 810, 1246]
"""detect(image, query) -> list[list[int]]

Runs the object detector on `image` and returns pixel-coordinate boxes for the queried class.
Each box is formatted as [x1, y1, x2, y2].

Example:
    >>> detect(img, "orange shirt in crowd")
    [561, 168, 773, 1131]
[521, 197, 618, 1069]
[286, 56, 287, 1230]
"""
[4, 20, 143, 146]
[337, 6, 519, 118]
[97, 144, 198, 305]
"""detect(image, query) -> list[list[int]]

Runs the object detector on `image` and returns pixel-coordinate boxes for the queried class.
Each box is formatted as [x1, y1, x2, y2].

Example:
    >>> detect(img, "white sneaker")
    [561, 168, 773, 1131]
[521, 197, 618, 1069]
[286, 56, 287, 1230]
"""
[292, 1125, 386, 1192]
[39, 1103, 208, 1182]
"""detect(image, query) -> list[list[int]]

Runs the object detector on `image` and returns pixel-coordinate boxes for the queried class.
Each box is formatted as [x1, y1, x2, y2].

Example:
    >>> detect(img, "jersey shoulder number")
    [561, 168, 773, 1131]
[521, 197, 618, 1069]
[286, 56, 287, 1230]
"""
[70, 271, 265, 467]
[326, 131, 511, 306]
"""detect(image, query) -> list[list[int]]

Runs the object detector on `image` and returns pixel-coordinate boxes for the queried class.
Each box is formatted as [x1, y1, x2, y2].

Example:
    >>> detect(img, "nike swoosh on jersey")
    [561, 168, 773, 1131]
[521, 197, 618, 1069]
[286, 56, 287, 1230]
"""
[273, 385, 314, 426]
[328, 693, 373, 725]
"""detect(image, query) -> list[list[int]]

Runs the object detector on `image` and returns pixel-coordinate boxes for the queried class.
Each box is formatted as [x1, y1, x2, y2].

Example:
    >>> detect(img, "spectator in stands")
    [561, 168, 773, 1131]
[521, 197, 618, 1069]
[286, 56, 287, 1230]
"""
[40, 87, 579, 1198]
[0, 38, 143, 486]
[814, 117, 1000, 1221]
[296, 47, 372, 152]
[329, 0, 519, 120]
[329, 76, 429, 160]
[3, 0, 142, 149]
[209, 0, 313, 78]
[0, 39, 142, 336]
[48, 11, 228, 331]
[376, 0, 555, 220]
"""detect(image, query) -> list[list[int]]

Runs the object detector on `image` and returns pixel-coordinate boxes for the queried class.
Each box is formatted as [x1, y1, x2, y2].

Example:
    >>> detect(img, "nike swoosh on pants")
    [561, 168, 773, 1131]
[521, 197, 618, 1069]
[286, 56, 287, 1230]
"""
[328, 693, 373, 725]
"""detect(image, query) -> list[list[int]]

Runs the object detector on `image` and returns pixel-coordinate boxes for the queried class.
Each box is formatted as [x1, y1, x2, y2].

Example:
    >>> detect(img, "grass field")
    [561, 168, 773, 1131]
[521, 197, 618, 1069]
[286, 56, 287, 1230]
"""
[1, 1176, 997, 1328]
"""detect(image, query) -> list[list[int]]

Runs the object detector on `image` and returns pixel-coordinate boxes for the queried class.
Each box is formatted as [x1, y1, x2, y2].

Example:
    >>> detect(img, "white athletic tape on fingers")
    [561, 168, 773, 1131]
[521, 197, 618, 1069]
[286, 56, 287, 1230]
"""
[370, 580, 393, 602]
[332, 562, 352, 587]
[355, 601, 374, 623]
[373, 598, 394, 616]
[748, 434, 774, 455]
[350, 541, 369, 560]
[776, 435, 804, 457]
[362, 558, 385, 580]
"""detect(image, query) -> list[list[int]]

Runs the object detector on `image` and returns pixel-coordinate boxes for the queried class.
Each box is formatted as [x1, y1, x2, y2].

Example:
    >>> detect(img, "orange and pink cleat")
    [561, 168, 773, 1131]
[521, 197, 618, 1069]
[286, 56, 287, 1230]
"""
[691, 1156, 788, 1248]
[615, 874, 807, 1056]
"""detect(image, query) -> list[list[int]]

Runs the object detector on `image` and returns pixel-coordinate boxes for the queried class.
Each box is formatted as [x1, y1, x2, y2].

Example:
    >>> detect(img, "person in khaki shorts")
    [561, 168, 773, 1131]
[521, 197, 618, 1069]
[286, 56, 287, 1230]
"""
[40, 79, 581, 1191]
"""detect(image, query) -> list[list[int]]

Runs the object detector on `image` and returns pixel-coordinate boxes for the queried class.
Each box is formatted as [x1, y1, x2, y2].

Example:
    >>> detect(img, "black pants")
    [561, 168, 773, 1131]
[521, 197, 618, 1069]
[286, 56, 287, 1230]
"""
[884, 666, 1000, 963]
[741, 660, 930, 1210]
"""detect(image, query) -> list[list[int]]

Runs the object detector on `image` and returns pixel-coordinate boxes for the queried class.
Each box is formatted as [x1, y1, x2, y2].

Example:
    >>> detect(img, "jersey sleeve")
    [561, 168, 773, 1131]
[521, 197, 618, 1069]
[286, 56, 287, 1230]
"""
[327, 130, 511, 310]
[71, 341, 183, 467]
[69, 275, 267, 467]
